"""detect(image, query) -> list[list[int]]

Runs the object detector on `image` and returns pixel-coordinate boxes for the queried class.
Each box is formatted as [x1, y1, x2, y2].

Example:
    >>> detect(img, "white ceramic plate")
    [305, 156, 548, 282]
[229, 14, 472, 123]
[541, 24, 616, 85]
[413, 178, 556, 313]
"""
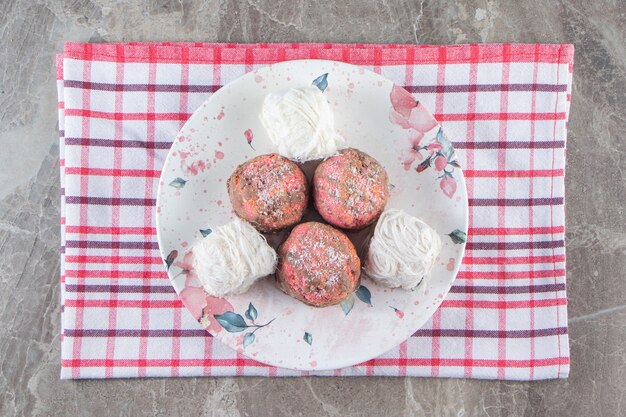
[156, 59, 468, 371]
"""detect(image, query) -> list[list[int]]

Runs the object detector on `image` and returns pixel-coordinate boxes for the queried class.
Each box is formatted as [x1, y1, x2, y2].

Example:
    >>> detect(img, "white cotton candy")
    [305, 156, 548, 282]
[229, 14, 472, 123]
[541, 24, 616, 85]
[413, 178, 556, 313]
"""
[364, 209, 442, 290]
[259, 86, 343, 162]
[192, 218, 277, 297]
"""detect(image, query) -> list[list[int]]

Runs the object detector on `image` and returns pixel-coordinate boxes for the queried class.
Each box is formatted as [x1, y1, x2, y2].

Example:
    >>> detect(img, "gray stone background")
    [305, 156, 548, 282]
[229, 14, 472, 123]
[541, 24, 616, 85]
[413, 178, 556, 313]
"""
[1, 0, 624, 416]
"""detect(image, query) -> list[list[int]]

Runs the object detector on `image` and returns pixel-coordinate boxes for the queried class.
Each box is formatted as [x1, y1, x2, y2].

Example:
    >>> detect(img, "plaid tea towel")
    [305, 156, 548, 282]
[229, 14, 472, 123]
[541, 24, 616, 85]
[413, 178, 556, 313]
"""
[58, 42, 573, 379]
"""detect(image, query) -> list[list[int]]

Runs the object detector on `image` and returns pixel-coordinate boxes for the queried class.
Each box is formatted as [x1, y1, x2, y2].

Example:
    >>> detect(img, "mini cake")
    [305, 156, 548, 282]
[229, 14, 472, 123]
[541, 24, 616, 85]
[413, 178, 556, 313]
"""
[313, 148, 390, 229]
[193, 218, 278, 297]
[276, 222, 360, 307]
[227, 153, 308, 232]
[364, 209, 442, 290]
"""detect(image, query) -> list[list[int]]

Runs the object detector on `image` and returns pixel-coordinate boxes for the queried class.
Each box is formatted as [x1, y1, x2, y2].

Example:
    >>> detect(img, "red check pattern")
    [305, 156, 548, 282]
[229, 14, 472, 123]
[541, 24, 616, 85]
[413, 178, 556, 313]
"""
[57, 43, 573, 379]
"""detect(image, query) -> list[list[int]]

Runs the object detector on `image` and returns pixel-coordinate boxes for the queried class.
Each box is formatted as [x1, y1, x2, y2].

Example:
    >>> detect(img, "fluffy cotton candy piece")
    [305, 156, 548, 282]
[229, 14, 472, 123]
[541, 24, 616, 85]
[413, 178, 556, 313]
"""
[364, 209, 442, 290]
[192, 218, 277, 297]
[259, 86, 343, 162]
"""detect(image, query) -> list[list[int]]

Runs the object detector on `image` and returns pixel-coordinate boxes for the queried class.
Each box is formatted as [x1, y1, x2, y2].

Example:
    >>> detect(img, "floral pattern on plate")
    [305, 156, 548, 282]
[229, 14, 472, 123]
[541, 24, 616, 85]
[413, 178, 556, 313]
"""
[390, 84, 461, 198]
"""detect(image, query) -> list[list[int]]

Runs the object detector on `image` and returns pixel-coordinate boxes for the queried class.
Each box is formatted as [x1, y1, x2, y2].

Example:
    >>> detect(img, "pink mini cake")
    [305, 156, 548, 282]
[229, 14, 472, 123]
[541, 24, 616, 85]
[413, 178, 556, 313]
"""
[276, 222, 360, 307]
[227, 154, 308, 233]
[313, 148, 390, 229]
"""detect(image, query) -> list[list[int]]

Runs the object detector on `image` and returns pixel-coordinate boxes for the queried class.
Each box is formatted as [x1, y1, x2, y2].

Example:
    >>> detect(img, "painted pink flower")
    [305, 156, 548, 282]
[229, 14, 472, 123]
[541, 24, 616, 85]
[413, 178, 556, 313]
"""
[180, 286, 207, 320]
[389, 85, 438, 137]
[389, 85, 417, 131]
[407, 102, 438, 133]
[203, 296, 235, 334]
[176, 250, 206, 320]
[434, 155, 448, 171]
[389, 108, 412, 129]
[390, 84, 417, 118]
[440, 176, 457, 198]
[174, 251, 200, 287]
[408, 131, 425, 149]
[402, 148, 423, 171]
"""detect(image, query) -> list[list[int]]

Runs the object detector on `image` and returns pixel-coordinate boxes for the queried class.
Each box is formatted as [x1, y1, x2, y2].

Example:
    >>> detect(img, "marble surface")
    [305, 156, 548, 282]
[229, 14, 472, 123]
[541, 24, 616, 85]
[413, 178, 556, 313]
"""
[1, 0, 624, 415]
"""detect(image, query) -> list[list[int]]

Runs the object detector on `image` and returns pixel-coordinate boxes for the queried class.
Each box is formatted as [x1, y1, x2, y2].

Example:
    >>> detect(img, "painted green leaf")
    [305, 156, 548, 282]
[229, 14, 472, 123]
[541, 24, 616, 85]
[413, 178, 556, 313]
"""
[449, 160, 461, 168]
[213, 311, 248, 332]
[245, 302, 258, 321]
[243, 332, 255, 348]
[200, 228, 212, 237]
[312, 73, 329, 92]
[389, 183, 396, 191]
[164, 249, 178, 270]
[340, 294, 355, 316]
[448, 229, 467, 244]
[303, 332, 313, 346]
[169, 177, 187, 189]
[436, 128, 455, 161]
[355, 285, 372, 306]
